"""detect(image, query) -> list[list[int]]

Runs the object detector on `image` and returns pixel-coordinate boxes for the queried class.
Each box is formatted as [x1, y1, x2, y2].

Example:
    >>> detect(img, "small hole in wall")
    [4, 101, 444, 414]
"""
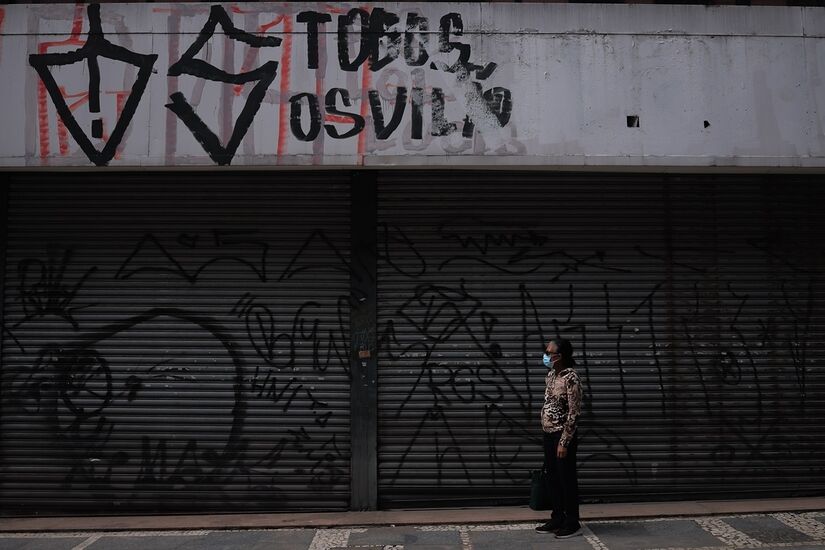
[627, 115, 640, 128]
[704, 120, 711, 128]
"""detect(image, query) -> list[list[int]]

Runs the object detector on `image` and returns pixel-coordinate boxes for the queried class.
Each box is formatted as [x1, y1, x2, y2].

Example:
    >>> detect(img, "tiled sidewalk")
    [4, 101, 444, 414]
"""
[1, 511, 824, 550]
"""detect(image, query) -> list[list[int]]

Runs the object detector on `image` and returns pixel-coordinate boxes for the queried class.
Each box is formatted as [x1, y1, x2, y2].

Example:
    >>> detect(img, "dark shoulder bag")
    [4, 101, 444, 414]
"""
[529, 466, 551, 510]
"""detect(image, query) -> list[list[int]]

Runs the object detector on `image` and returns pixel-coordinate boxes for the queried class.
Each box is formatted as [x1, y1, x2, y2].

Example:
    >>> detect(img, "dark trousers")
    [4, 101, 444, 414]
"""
[542, 431, 580, 526]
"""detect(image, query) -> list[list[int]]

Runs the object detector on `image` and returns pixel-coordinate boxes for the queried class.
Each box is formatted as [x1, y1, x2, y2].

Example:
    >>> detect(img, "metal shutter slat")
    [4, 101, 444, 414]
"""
[376, 172, 825, 507]
[1, 173, 352, 514]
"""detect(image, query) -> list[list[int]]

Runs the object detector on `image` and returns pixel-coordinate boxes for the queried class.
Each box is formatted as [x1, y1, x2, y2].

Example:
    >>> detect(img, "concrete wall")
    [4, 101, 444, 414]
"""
[0, 2, 822, 169]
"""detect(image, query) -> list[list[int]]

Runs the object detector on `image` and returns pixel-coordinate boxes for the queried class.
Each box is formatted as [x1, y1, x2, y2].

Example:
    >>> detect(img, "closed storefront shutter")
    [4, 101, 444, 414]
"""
[0, 173, 351, 513]
[375, 172, 825, 507]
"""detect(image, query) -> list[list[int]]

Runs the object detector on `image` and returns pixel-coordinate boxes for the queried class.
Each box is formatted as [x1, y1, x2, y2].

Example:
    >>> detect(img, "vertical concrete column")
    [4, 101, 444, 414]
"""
[349, 170, 378, 510]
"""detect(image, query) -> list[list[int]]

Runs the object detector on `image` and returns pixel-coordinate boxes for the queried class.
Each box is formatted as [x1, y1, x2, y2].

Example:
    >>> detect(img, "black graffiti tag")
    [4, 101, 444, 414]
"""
[166, 5, 281, 166]
[28, 3, 157, 167]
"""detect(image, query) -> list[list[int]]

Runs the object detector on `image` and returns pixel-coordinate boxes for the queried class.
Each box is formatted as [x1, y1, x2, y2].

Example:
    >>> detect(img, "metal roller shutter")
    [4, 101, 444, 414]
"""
[375, 172, 825, 507]
[0, 173, 351, 514]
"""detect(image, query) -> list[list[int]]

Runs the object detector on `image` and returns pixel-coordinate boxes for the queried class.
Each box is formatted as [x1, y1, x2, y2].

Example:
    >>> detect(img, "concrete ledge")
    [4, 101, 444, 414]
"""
[0, 497, 823, 533]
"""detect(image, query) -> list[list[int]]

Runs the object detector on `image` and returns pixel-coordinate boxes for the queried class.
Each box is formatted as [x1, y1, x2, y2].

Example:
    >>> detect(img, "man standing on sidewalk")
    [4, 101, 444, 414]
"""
[535, 338, 583, 538]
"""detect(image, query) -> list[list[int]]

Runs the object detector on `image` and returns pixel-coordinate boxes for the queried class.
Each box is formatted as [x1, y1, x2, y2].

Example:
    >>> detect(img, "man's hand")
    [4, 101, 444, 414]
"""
[557, 444, 568, 458]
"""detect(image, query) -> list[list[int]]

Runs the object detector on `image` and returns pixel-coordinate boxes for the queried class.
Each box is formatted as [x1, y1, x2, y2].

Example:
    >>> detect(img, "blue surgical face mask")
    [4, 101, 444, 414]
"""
[543, 353, 552, 367]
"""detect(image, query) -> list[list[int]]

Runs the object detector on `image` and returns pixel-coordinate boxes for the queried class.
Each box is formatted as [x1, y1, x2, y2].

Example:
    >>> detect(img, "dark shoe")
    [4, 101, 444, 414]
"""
[554, 525, 582, 538]
[535, 517, 565, 533]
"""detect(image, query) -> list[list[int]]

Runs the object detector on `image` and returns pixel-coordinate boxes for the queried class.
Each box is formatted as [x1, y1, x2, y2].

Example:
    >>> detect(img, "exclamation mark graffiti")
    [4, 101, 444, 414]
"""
[89, 54, 102, 139]
[88, 5, 102, 139]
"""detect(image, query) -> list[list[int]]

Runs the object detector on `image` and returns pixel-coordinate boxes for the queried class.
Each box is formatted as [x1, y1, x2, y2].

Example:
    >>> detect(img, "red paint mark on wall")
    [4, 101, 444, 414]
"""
[46, 86, 128, 159]
[276, 15, 293, 161]
[56, 113, 69, 155]
[221, 26, 235, 145]
[56, 89, 89, 155]
[314, 69, 326, 166]
[36, 4, 86, 160]
[356, 4, 373, 165]
[234, 14, 285, 97]
[165, 12, 181, 164]
[325, 114, 353, 125]
[112, 90, 129, 160]
[37, 79, 52, 159]
[0, 8, 6, 62]
[357, 65, 371, 166]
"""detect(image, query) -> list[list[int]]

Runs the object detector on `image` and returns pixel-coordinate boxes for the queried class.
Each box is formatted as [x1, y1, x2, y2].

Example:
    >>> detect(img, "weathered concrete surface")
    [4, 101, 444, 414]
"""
[0, 3, 823, 169]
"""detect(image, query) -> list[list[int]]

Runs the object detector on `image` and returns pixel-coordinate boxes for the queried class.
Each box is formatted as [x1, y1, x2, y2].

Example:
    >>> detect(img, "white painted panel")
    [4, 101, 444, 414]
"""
[0, 2, 822, 169]
[478, 3, 804, 37]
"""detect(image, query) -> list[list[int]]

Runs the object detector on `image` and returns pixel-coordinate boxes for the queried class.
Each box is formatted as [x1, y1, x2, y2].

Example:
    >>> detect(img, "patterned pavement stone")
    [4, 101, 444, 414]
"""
[695, 517, 765, 547]
[723, 515, 817, 544]
[309, 528, 367, 550]
[469, 525, 594, 550]
[773, 513, 825, 541]
[587, 519, 724, 550]
[347, 526, 462, 549]
[200, 529, 317, 549]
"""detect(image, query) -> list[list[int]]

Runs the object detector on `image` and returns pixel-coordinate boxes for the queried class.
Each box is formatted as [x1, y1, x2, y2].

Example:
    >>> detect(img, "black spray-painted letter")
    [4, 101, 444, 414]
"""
[166, 5, 281, 166]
